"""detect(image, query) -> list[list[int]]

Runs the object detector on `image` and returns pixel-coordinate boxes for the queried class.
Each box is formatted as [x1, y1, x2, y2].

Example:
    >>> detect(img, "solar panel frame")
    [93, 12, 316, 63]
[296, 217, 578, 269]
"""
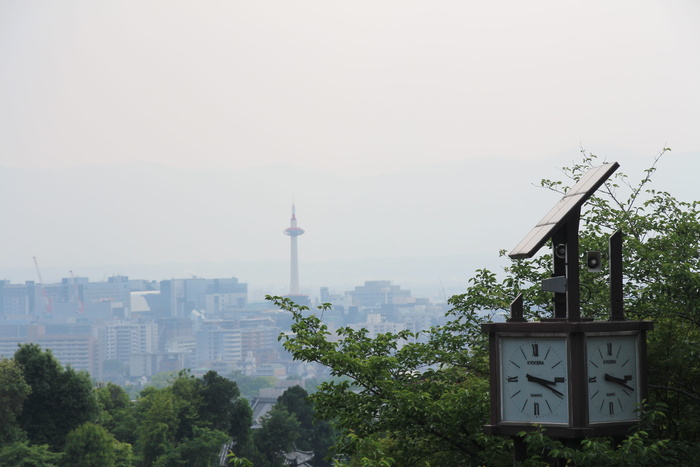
[509, 162, 620, 259]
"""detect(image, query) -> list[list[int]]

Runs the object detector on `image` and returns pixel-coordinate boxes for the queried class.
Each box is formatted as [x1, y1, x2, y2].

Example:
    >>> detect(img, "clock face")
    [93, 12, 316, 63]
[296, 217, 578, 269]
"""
[500, 337, 569, 424]
[586, 334, 640, 423]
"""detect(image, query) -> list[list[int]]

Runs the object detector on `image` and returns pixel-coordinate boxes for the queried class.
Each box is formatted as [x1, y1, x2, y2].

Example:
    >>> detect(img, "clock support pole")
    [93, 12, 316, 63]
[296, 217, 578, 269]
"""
[610, 230, 624, 320]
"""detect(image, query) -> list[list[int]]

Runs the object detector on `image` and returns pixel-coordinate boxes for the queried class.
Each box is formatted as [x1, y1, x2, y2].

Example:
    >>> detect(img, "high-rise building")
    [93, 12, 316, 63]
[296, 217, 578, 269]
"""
[348, 280, 414, 307]
[95, 322, 159, 365]
[283, 204, 306, 297]
[159, 277, 247, 317]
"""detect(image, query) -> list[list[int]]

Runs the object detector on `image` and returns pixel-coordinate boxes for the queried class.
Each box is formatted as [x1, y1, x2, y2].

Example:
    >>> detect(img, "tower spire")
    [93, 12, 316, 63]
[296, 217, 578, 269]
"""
[283, 203, 305, 295]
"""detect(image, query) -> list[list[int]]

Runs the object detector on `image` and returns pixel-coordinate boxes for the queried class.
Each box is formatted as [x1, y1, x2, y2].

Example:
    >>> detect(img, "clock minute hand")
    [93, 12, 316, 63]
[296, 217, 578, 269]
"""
[526, 374, 564, 398]
[604, 373, 635, 392]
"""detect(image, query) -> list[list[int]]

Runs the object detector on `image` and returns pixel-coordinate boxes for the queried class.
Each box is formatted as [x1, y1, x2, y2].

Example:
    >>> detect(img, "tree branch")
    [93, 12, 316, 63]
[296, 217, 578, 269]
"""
[649, 384, 700, 401]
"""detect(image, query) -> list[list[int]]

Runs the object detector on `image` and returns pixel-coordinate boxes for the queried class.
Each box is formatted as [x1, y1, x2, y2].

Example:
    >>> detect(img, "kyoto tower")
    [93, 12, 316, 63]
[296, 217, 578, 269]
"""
[283, 204, 305, 295]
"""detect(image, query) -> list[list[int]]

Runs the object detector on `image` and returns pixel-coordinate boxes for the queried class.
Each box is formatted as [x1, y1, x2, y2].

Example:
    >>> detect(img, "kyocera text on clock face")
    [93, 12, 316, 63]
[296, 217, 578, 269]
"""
[500, 337, 569, 424]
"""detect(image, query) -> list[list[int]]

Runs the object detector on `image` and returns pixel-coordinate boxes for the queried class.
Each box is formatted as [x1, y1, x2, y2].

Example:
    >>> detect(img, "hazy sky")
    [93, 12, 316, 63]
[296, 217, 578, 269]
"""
[1, 1, 699, 292]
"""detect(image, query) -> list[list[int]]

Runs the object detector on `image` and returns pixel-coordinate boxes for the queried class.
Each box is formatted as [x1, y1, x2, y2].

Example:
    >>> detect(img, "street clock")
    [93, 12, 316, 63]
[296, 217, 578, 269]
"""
[484, 320, 651, 439]
[482, 162, 653, 444]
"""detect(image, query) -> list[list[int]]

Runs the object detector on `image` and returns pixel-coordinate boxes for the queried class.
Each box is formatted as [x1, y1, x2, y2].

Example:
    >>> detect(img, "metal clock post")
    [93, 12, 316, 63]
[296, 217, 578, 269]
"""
[481, 163, 653, 461]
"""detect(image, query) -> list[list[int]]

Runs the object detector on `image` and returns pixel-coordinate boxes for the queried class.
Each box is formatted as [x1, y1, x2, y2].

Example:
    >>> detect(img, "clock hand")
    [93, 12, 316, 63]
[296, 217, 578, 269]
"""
[526, 374, 557, 385]
[604, 373, 634, 392]
[526, 374, 564, 398]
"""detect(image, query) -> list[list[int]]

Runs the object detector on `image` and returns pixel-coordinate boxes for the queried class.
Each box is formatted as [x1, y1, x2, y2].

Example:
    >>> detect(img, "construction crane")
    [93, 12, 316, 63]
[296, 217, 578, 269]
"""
[32, 256, 52, 314]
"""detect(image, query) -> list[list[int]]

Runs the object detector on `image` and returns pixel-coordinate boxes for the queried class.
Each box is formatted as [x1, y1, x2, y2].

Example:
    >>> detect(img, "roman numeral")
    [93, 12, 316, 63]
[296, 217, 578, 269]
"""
[533, 402, 540, 416]
[507, 376, 518, 382]
[532, 344, 539, 357]
[609, 401, 615, 415]
[589, 376, 597, 383]
[607, 343, 613, 356]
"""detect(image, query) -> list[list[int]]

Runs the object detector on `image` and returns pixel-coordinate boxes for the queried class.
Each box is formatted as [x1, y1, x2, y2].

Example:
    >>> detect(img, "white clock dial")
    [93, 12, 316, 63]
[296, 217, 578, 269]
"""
[587, 335, 640, 423]
[500, 337, 569, 424]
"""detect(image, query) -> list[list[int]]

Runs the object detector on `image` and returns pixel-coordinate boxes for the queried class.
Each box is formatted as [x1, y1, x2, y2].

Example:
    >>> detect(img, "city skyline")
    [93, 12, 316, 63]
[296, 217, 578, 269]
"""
[1, 2, 698, 298]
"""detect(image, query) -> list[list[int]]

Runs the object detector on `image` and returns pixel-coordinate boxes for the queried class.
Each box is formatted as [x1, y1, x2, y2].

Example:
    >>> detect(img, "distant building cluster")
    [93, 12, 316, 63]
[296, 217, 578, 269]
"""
[0, 276, 448, 386]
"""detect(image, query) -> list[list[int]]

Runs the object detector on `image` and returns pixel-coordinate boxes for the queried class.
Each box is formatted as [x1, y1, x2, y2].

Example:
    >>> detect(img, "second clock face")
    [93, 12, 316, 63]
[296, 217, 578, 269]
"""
[587, 334, 640, 423]
[500, 337, 569, 424]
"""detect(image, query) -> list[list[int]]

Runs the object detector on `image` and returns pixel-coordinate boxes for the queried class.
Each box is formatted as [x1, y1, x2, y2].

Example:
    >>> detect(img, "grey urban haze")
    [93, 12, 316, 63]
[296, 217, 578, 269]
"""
[1, 1, 699, 301]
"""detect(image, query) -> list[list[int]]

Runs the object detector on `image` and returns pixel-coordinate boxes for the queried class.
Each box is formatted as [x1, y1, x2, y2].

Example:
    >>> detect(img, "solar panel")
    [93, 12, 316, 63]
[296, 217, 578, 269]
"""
[509, 162, 619, 259]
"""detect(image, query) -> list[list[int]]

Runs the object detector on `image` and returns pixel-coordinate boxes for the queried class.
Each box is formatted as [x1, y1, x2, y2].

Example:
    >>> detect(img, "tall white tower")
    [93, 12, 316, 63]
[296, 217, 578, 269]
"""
[283, 204, 305, 295]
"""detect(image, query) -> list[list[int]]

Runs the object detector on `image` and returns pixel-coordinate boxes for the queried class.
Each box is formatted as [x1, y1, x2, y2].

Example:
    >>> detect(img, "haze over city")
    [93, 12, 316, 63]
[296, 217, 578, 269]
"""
[1, 1, 699, 300]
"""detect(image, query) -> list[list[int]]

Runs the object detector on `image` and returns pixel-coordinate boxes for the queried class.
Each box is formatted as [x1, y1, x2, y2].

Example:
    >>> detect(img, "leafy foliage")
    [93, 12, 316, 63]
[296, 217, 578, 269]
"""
[13, 344, 99, 449]
[131, 369, 253, 465]
[152, 426, 229, 467]
[3, 348, 262, 466]
[0, 358, 31, 444]
[0, 441, 62, 467]
[253, 405, 302, 467]
[95, 383, 137, 446]
[273, 149, 700, 465]
[272, 295, 509, 465]
[276, 385, 335, 465]
[62, 422, 117, 467]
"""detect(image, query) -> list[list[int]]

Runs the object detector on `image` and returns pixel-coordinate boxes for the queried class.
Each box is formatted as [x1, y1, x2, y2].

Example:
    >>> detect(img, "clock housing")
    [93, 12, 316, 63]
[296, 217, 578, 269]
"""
[483, 320, 652, 439]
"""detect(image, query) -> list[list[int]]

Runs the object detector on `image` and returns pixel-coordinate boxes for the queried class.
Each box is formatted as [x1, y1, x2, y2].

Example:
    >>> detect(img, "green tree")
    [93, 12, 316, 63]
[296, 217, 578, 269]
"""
[113, 440, 135, 467]
[229, 396, 256, 462]
[13, 344, 98, 449]
[61, 422, 116, 467]
[95, 383, 137, 445]
[168, 370, 205, 442]
[277, 385, 335, 465]
[133, 370, 256, 466]
[0, 441, 62, 467]
[230, 397, 253, 443]
[200, 370, 240, 434]
[273, 150, 700, 465]
[273, 295, 507, 465]
[523, 150, 700, 449]
[253, 405, 301, 467]
[153, 426, 229, 467]
[0, 358, 32, 444]
[136, 389, 178, 466]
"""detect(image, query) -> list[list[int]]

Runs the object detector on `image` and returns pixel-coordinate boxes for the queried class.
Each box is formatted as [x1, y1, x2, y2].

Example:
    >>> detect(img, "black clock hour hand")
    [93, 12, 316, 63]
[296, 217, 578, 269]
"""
[526, 374, 564, 398]
[526, 374, 556, 385]
[604, 373, 634, 392]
